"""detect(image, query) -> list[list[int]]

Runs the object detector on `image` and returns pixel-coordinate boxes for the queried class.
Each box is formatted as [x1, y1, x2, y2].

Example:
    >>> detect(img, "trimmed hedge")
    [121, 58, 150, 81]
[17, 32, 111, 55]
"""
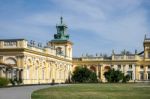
[0, 77, 9, 87]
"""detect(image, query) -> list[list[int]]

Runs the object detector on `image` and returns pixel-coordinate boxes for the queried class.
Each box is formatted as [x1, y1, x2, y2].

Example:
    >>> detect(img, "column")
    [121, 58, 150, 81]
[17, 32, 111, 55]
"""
[133, 64, 136, 81]
[97, 64, 100, 79]
[135, 65, 139, 81]
[144, 66, 147, 80]
[100, 65, 104, 82]
[96, 65, 99, 78]
[65, 45, 67, 57]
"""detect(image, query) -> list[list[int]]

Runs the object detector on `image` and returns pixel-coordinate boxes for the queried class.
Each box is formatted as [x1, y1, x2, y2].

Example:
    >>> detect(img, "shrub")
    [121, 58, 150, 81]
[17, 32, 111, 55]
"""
[71, 66, 98, 83]
[10, 78, 23, 86]
[89, 72, 98, 83]
[122, 75, 130, 83]
[104, 68, 131, 83]
[9, 79, 15, 86]
[104, 68, 124, 83]
[0, 77, 9, 87]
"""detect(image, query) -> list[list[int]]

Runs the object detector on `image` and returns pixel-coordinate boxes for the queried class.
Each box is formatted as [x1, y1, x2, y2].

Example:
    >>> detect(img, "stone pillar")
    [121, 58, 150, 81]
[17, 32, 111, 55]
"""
[144, 66, 147, 80]
[135, 65, 139, 81]
[17, 69, 20, 80]
[10, 69, 14, 80]
[96, 65, 99, 77]
[100, 65, 104, 82]
[132, 64, 135, 81]
[97, 65, 101, 79]
[65, 45, 67, 57]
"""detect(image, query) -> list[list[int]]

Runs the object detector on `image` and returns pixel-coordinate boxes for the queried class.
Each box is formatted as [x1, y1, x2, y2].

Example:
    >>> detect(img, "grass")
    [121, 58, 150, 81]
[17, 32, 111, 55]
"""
[32, 83, 150, 99]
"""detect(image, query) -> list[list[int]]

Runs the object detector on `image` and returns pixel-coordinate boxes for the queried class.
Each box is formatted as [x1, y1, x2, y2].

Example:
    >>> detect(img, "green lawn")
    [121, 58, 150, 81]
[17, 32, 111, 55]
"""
[32, 83, 150, 99]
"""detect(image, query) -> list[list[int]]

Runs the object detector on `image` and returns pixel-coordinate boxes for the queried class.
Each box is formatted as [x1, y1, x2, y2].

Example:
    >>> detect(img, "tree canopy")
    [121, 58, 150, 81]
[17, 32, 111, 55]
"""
[104, 68, 130, 83]
[71, 66, 98, 83]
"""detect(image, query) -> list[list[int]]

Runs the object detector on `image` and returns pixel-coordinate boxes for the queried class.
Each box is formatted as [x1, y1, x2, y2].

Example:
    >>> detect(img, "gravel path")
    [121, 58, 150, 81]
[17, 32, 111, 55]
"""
[0, 84, 63, 99]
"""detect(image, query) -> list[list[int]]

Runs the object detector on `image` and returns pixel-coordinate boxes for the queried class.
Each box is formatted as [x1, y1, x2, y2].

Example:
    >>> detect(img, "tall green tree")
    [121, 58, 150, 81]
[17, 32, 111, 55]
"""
[71, 66, 98, 83]
[104, 68, 130, 83]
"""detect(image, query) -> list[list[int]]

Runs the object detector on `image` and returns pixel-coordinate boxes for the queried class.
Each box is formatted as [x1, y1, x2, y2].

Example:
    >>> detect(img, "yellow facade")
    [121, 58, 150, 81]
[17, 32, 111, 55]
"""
[73, 37, 150, 82]
[0, 17, 73, 84]
[0, 39, 72, 84]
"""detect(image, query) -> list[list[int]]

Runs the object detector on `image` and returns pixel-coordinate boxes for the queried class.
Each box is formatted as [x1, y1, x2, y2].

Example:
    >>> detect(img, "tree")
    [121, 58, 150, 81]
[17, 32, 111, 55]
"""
[71, 66, 98, 83]
[104, 68, 130, 83]
[122, 74, 130, 83]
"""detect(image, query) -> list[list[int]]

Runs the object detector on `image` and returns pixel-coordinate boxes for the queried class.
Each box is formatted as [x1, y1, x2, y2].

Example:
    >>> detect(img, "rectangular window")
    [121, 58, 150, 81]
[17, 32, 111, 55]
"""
[140, 73, 144, 80]
[129, 65, 132, 69]
[148, 73, 150, 80]
[148, 52, 150, 58]
[127, 71, 132, 80]
[140, 65, 144, 69]
[118, 65, 121, 69]
[111, 65, 114, 68]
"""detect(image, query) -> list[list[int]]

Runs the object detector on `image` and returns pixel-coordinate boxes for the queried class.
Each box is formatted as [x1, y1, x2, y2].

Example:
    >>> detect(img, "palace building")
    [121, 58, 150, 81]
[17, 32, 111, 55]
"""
[0, 17, 73, 84]
[73, 36, 150, 82]
[0, 17, 150, 84]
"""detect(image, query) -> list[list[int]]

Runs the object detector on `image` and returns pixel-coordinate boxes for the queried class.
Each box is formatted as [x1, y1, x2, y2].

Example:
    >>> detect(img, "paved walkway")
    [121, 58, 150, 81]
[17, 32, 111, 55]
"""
[0, 84, 62, 99]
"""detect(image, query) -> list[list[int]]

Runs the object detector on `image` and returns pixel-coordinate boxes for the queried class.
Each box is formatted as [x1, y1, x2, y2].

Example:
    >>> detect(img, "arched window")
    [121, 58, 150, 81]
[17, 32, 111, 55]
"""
[5, 57, 17, 65]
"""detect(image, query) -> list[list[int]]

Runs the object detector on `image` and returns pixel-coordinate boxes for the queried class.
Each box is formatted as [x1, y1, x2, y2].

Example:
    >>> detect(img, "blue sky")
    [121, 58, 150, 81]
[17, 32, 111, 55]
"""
[0, 0, 150, 57]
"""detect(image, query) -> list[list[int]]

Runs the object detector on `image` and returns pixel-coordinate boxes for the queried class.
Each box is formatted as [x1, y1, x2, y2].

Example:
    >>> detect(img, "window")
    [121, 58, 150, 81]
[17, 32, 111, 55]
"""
[129, 65, 132, 69]
[148, 73, 150, 80]
[140, 65, 144, 69]
[118, 65, 121, 69]
[148, 52, 150, 58]
[127, 71, 132, 80]
[140, 73, 144, 80]
[56, 47, 63, 55]
[111, 65, 114, 68]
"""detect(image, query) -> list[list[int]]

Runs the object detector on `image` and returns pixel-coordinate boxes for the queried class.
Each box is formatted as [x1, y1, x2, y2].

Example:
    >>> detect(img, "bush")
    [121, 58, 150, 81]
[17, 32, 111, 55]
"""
[71, 66, 98, 83]
[104, 68, 124, 83]
[104, 68, 131, 83]
[122, 75, 130, 83]
[89, 72, 98, 83]
[10, 78, 23, 86]
[9, 79, 16, 86]
[0, 77, 9, 87]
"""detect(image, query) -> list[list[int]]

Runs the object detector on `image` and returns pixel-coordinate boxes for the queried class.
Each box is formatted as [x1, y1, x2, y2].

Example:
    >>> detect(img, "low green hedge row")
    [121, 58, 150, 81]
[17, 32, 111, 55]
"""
[0, 77, 9, 87]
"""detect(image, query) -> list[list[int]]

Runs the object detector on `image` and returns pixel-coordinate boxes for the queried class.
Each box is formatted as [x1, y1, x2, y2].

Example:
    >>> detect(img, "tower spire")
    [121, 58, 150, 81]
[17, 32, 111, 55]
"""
[53, 17, 69, 40]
